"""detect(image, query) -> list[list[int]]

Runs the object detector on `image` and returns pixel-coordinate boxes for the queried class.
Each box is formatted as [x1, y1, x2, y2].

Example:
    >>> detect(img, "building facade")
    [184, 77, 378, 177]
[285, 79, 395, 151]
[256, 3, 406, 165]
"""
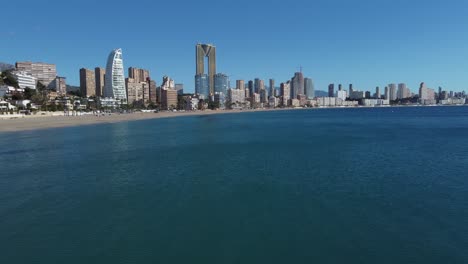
[80, 68, 96, 97]
[128, 67, 150, 83]
[214, 73, 230, 95]
[104, 49, 126, 102]
[195, 74, 209, 98]
[12, 71, 36, 89]
[328, 84, 335, 97]
[304, 78, 314, 99]
[196, 43, 216, 95]
[95, 67, 105, 97]
[15, 61, 57, 88]
[291, 72, 304, 98]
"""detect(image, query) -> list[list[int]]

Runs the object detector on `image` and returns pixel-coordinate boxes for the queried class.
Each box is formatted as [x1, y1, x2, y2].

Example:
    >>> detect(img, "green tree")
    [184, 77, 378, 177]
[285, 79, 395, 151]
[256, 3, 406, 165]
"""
[0, 70, 19, 88]
[23, 88, 36, 100]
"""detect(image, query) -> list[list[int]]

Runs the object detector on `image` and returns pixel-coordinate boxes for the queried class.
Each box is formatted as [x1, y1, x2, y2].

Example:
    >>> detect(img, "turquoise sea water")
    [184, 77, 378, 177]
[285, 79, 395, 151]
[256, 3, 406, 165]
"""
[0, 107, 467, 263]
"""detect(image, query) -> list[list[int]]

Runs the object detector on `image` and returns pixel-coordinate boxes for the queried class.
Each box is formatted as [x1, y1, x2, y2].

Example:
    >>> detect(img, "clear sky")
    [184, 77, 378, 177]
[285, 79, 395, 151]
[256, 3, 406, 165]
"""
[2, 0, 467, 93]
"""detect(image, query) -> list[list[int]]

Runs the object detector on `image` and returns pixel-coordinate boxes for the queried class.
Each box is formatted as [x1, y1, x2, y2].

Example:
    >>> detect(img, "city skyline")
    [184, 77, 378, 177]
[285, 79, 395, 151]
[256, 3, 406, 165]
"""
[2, 0, 468, 92]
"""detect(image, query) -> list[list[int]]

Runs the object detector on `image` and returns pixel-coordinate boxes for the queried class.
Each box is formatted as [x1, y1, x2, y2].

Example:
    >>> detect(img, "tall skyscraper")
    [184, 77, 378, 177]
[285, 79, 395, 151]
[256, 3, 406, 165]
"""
[269, 79, 275, 97]
[375, 87, 381, 99]
[384, 86, 390, 100]
[195, 74, 209, 98]
[236, 80, 245, 90]
[53, 76, 67, 96]
[280, 82, 291, 106]
[304, 78, 315, 99]
[104, 49, 126, 101]
[291, 72, 304, 98]
[389, 83, 397, 101]
[419, 82, 435, 101]
[254, 78, 264, 94]
[79, 68, 96, 97]
[95, 67, 105, 97]
[338, 84, 343, 91]
[214, 73, 230, 95]
[128, 67, 150, 83]
[328, 84, 335, 97]
[349, 84, 354, 95]
[196, 43, 216, 95]
[175, 84, 184, 95]
[248, 80, 254, 97]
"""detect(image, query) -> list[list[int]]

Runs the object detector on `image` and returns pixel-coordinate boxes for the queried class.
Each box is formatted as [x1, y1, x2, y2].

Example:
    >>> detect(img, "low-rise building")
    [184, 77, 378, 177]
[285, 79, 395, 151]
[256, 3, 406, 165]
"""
[98, 97, 121, 109]
[362, 99, 390, 107]
[0, 85, 24, 97]
[12, 71, 36, 89]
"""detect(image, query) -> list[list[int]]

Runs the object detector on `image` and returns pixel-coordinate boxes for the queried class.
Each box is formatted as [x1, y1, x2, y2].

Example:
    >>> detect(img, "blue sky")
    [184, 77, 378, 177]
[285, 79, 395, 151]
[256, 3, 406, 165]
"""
[2, 0, 467, 92]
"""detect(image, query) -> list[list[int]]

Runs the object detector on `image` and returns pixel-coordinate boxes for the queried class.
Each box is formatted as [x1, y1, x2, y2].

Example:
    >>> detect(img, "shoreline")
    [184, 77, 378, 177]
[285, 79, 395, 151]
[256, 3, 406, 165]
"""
[0, 108, 292, 133]
[0, 105, 466, 133]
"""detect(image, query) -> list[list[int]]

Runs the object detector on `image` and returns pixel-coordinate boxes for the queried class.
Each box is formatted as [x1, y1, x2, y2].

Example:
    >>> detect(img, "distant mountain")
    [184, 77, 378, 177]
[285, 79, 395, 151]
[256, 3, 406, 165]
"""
[315, 90, 328, 97]
[66, 85, 80, 92]
[0, 62, 14, 72]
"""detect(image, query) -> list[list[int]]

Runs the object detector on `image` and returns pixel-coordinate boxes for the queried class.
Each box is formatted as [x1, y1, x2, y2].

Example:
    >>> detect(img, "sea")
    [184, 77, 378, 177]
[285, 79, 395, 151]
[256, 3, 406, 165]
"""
[0, 106, 467, 263]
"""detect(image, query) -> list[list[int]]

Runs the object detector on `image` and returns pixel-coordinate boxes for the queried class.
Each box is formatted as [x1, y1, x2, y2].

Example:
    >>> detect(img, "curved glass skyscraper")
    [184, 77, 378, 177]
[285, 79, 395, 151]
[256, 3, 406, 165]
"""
[104, 49, 126, 102]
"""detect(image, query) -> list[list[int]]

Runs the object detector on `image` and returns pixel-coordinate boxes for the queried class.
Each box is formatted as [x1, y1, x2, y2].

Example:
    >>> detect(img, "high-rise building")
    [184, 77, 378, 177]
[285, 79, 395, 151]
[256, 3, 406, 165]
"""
[104, 49, 126, 102]
[254, 78, 265, 94]
[389, 83, 397, 101]
[349, 84, 354, 95]
[338, 84, 343, 91]
[195, 74, 209, 98]
[128, 67, 150, 83]
[419, 82, 435, 103]
[126, 78, 144, 105]
[149, 79, 157, 104]
[328, 84, 335, 97]
[304, 78, 315, 99]
[95, 67, 105, 97]
[280, 82, 291, 106]
[80, 68, 96, 97]
[196, 43, 216, 95]
[260, 89, 268, 104]
[397, 83, 411, 99]
[236, 80, 245, 90]
[161, 88, 178, 110]
[53, 76, 67, 96]
[15, 61, 57, 88]
[384, 86, 390, 100]
[175, 84, 184, 95]
[375, 87, 381, 99]
[336, 90, 347, 101]
[214, 73, 229, 95]
[269, 79, 275, 97]
[291, 72, 304, 98]
[248, 80, 254, 96]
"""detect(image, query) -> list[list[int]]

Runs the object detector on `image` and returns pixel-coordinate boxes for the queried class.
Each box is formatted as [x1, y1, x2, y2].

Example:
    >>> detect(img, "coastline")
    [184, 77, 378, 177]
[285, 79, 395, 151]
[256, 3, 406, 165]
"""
[0, 108, 290, 133]
[0, 105, 466, 133]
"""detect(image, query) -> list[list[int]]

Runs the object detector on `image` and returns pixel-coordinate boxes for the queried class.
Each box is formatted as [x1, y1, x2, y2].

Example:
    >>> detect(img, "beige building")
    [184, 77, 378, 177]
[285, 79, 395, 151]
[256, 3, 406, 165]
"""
[95, 67, 105, 97]
[161, 88, 178, 110]
[126, 78, 144, 105]
[79, 68, 96, 97]
[128, 67, 150, 83]
[52, 76, 67, 96]
[236, 80, 245, 90]
[15, 61, 57, 88]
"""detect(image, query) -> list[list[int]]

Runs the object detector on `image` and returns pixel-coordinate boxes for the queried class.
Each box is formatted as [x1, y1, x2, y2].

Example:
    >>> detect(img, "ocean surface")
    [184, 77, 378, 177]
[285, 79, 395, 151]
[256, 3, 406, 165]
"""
[0, 106, 467, 263]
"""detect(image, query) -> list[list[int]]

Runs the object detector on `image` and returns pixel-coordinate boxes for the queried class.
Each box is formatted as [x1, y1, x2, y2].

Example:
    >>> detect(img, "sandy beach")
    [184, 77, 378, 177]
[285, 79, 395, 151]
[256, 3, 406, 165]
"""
[0, 109, 289, 133]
